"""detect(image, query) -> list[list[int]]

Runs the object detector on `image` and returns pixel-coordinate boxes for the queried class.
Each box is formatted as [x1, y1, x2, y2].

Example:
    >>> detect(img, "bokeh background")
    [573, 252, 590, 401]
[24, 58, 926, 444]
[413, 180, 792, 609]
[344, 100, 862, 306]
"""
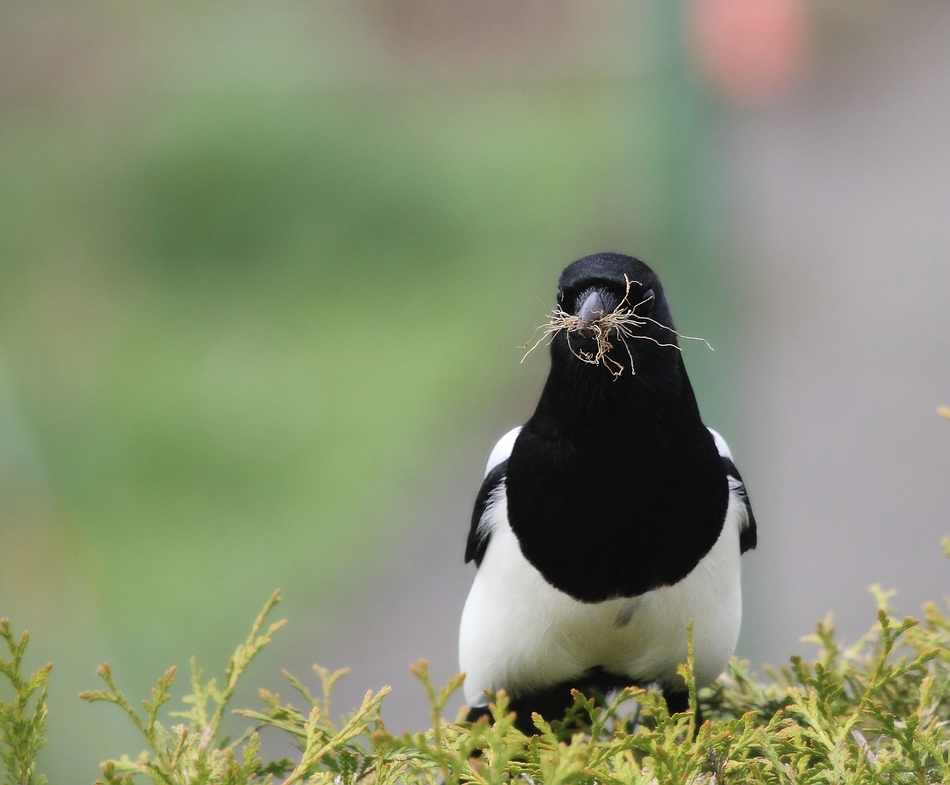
[0, 1, 948, 779]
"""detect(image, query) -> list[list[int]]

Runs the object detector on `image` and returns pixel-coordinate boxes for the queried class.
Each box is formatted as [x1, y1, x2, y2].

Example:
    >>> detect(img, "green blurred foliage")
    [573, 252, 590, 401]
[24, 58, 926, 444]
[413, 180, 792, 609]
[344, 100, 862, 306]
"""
[0, 84, 641, 634]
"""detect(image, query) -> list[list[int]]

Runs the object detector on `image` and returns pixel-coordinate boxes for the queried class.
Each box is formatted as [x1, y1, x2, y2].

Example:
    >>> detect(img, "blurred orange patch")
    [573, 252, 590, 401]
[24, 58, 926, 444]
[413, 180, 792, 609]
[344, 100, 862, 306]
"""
[688, 0, 809, 103]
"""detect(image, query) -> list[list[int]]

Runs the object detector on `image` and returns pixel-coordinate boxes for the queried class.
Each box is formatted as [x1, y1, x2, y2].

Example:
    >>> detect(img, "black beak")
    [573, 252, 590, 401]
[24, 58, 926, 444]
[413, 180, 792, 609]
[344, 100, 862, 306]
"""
[576, 290, 609, 335]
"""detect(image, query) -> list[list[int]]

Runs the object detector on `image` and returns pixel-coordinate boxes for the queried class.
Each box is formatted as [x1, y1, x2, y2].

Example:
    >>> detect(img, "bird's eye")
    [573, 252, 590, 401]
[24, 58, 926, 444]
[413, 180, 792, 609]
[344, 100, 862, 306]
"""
[557, 289, 564, 302]
[641, 288, 655, 310]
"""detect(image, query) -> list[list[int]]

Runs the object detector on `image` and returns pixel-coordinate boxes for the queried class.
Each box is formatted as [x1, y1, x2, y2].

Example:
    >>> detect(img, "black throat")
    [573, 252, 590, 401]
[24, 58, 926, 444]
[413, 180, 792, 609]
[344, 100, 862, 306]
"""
[505, 347, 728, 603]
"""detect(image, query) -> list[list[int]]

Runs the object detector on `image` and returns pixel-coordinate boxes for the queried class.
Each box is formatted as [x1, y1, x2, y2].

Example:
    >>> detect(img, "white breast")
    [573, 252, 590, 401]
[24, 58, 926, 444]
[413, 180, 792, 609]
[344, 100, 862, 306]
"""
[458, 485, 745, 708]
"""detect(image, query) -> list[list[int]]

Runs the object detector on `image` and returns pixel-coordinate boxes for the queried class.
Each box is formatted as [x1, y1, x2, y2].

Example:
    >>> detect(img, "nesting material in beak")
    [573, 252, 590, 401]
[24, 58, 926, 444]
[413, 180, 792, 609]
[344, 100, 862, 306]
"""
[522, 276, 712, 379]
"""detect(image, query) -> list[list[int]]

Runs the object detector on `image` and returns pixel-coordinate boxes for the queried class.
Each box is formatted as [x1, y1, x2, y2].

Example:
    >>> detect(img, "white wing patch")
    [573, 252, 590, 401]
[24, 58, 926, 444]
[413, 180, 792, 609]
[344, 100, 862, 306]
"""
[707, 427, 733, 460]
[707, 427, 756, 547]
[485, 426, 522, 477]
[474, 478, 507, 553]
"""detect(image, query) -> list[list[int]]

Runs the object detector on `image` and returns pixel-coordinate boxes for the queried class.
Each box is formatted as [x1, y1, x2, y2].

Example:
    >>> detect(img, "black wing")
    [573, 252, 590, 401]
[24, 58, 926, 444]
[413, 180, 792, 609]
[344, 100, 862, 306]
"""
[465, 461, 507, 566]
[722, 456, 757, 553]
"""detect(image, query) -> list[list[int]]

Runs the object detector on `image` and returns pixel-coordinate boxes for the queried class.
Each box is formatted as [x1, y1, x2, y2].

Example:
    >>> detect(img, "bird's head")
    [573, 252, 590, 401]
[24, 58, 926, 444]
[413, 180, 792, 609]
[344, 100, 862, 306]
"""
[546, 252, 679, 379]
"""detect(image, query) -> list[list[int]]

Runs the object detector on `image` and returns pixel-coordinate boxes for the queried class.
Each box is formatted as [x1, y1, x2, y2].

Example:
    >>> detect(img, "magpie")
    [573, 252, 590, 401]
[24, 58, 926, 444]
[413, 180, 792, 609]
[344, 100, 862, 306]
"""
[458, 252, 756, 734]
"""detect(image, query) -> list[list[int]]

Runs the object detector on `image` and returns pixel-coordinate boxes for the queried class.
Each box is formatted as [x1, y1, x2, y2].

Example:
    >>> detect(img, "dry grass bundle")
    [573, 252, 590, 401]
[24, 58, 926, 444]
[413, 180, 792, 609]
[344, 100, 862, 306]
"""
[522, 276, 712, 379]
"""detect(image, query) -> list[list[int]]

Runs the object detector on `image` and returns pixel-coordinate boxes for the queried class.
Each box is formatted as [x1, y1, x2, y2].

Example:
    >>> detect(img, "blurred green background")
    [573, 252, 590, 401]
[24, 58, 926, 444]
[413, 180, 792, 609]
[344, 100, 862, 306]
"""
[0, 2, 749, 779]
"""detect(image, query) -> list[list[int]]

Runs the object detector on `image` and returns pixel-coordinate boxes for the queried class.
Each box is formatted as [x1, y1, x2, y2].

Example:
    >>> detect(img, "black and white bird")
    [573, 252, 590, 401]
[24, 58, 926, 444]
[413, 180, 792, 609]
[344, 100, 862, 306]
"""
[458, 252, 756, 732]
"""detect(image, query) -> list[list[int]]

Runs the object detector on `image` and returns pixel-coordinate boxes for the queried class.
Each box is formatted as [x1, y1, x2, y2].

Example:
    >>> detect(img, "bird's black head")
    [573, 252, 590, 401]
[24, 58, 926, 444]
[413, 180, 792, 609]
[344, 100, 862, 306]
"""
[551, 252, 678, 379]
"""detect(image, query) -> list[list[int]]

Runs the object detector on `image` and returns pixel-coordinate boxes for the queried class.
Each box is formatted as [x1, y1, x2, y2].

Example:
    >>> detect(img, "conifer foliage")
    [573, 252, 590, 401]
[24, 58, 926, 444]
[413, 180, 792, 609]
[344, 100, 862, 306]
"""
[4, 564, 950, 783]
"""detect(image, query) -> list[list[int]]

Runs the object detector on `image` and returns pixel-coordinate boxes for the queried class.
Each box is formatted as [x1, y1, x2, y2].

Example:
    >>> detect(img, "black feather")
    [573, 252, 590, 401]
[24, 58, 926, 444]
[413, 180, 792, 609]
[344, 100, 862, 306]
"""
[465, 460, 507, 566]
[722, 456, 757, 553]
